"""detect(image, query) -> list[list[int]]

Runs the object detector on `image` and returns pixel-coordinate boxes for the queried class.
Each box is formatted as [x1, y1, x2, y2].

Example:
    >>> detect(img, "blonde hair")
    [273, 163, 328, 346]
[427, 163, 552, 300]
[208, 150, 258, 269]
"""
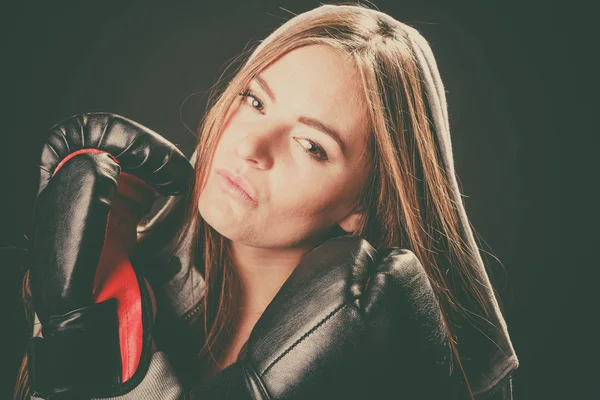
[16, 3, 497, 399]
[175, 3, 498, 398]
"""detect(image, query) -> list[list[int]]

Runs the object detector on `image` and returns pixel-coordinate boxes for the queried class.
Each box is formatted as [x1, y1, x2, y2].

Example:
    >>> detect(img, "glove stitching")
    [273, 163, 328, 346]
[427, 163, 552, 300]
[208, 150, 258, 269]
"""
[151, 151, 172, 174]
[261, 302, 349, 376]
[97, 114, 111, 149]
[114, 134, 139, 162]
[47, 142, 60, 158]
[55, 126, 71, 153]
[80, 115, 85, 147]
[125, 293, 130, 378]
[182, 301, 203, 322]
[152, 179, 176, 188]
[39, 164, 52, 177]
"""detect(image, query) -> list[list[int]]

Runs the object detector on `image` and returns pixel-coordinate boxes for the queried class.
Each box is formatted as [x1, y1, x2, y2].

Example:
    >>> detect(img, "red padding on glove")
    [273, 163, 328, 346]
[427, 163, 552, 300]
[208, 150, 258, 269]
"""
[93, 215, 142, 382]
[53, 148, 119, 177]
[93, 171, 158, 382]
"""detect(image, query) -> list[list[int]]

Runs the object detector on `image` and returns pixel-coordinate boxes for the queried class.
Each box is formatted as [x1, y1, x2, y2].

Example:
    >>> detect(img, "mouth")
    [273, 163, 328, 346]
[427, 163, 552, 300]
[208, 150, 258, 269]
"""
[215, 169, 258, 205]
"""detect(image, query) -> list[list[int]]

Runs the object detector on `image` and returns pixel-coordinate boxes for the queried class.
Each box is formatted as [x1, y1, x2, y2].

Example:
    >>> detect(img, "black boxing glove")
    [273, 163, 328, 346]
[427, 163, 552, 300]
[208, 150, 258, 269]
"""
[26, 113, 192, 399]
[184, 235, 453, 399]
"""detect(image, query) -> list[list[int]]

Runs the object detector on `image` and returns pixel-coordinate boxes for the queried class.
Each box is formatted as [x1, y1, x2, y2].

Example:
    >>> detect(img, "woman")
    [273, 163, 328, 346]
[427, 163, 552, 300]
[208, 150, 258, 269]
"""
[17, 3, 518, 399]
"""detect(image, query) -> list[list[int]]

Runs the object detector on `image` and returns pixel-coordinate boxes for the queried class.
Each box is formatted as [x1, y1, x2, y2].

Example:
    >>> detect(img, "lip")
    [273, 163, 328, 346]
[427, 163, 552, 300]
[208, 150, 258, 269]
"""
[215, 168, 258, 204]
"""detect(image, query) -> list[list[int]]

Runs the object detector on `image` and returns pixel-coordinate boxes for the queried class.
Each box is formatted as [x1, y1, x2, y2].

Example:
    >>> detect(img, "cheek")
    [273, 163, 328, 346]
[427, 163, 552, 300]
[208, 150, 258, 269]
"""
[197, 172, 257, 240]
[270, 173, 353, 222]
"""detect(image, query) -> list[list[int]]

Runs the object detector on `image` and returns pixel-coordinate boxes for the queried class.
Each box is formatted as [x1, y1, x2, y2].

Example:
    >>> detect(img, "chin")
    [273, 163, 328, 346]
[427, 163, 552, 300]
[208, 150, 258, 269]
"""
[197, 194, 337, 249]
[198, 197, 240, 239]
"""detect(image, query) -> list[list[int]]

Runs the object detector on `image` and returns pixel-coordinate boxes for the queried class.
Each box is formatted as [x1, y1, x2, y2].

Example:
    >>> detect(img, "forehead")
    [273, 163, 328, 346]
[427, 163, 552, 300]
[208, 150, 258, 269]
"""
[257, 44, 369, 151]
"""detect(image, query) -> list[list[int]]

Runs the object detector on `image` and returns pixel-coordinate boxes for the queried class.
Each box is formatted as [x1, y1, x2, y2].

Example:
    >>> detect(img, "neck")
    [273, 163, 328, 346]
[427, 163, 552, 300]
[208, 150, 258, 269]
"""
[229, 241, 314, 318]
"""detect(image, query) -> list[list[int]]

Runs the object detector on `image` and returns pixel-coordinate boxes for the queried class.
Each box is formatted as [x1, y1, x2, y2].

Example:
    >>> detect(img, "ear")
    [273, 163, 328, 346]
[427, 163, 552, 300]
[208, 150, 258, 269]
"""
[338, 211, 363, 235]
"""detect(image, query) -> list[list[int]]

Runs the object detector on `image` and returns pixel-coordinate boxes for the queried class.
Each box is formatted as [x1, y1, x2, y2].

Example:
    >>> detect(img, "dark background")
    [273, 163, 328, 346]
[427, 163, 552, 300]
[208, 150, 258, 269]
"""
[2, 0, 576, 399]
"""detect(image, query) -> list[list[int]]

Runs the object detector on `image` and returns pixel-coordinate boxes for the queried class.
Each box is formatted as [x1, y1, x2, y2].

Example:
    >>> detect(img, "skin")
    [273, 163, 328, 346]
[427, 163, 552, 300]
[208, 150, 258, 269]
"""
[197, 44, 371, 366]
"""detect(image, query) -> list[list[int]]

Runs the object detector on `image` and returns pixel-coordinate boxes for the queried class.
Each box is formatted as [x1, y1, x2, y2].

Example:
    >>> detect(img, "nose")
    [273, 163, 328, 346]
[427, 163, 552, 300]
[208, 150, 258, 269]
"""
[236, 122, 283, 170]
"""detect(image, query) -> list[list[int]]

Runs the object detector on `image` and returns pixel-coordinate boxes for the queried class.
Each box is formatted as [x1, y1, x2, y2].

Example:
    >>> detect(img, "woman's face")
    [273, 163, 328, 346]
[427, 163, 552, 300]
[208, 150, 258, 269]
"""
[198, 44, 370, 249]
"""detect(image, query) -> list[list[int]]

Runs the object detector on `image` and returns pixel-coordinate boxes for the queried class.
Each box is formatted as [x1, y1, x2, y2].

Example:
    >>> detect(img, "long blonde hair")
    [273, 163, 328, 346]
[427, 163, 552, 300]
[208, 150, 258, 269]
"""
[175, 3, 500, 398]
[17, 4, 499, 399]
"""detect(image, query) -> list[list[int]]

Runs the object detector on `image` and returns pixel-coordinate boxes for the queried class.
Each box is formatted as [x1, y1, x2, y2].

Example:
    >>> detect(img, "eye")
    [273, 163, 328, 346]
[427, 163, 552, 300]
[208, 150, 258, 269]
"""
[238, 90, 264, 112]
[295, 138, 329, 162]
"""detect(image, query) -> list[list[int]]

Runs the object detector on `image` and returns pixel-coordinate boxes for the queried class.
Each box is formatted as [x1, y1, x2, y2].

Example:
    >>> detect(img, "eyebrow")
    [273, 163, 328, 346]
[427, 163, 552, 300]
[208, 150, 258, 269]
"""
[255, 75, 277, 103]
[297, 116, 346, 153]
[253, 75, 346, 153]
